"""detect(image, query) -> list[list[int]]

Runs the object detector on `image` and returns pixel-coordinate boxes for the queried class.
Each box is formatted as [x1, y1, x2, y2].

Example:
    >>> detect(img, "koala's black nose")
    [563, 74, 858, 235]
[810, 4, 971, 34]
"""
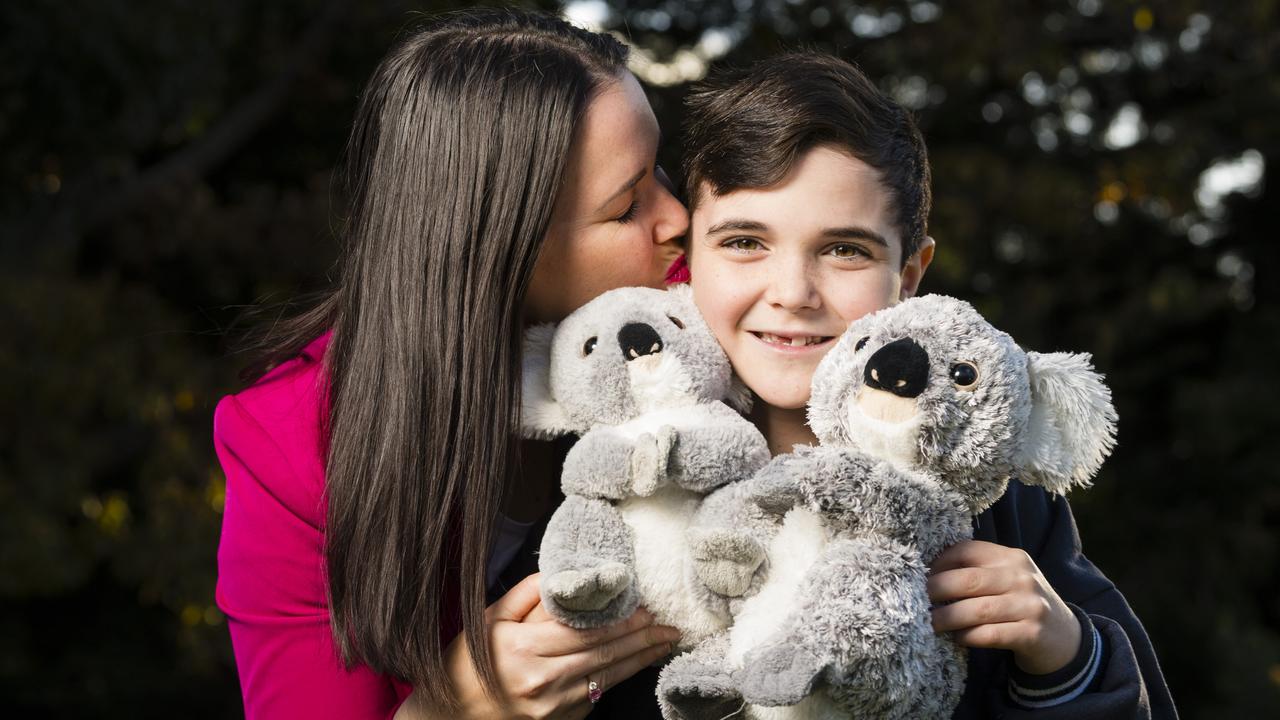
[864, 337, 930, 398]
[618, 322, 663, 360]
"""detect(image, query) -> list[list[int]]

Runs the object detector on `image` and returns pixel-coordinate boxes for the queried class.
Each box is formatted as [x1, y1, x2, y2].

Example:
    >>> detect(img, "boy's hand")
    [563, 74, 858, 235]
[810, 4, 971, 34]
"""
[927, 540, 1081, 675]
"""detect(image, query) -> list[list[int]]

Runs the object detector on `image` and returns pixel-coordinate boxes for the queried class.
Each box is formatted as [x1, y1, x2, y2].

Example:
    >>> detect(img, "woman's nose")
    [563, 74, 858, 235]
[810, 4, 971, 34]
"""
[652, 168, 689, 246]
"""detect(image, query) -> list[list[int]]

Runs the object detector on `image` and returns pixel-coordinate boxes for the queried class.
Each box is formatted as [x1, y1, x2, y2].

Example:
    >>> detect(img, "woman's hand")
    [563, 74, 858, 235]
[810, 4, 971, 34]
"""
[399, 573, 679, 720]
[927, 540, 1081, 675]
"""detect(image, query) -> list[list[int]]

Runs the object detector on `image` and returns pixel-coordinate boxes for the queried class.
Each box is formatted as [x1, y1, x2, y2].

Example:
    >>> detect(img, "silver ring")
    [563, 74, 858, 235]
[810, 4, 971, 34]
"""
[587, 675, 603, 704]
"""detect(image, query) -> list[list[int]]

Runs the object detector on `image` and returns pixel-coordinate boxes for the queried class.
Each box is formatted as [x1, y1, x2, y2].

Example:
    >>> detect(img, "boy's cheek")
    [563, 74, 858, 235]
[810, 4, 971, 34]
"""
[691, 284, 737, 343]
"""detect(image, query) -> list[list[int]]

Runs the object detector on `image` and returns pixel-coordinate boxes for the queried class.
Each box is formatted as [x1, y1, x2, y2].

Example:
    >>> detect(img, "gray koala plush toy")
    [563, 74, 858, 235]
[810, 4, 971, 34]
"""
[522, 285, 770, 648]
[659, 294, 1117, 720]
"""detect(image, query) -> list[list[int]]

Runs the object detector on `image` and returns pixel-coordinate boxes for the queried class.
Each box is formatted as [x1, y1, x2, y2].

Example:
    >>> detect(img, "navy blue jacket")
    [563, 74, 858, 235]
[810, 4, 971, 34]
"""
[954, 480, 1177, 719]
[497, 480, 1177, 719]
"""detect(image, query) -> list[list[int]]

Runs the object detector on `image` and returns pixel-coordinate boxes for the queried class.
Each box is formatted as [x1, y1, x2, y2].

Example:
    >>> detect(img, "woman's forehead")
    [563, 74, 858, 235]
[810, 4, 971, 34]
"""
[564, 73, 660, 205]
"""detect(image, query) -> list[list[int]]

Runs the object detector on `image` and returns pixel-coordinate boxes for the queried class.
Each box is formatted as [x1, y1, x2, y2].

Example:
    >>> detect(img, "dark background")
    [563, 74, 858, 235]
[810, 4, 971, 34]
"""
[2, 0, 1276, 717]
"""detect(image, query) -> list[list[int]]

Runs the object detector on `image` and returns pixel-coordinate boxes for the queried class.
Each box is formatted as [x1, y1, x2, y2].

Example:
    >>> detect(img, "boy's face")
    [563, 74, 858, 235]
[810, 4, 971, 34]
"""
[688, 145, 932, 410]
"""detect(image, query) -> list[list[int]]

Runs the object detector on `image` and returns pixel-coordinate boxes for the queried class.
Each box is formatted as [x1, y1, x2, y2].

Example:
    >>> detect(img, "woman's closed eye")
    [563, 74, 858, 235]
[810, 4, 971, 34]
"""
[614, 200, 640, 224]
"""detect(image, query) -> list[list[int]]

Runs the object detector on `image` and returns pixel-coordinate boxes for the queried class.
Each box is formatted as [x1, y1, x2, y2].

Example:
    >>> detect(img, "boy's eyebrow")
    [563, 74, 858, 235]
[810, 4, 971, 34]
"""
[595, 168, 647, 213]
[704, 220, 890, 249]
[704, 219, 771, 236]
[825, 226, 890, 248]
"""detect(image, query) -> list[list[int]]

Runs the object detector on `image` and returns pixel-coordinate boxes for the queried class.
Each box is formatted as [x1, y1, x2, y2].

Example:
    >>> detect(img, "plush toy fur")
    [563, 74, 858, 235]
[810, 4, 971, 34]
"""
[523, 285, 770, 648]
[659, 295, 1118, 720]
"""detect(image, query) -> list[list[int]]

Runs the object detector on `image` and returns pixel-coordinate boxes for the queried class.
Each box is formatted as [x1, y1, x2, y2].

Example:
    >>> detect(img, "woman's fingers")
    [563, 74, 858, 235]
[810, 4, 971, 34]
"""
[487, 573, 544, 623]
[524, 600, 553, 623]
[529, 607, 659, 657]
[560, 622, 681, 678]
[478, 577, 676, 720]
[569, 636, 677, 707]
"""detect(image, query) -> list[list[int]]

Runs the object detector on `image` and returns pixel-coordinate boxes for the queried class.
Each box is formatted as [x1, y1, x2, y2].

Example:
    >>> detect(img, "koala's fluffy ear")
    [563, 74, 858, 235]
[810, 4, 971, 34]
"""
[520, 323, 576, 439]
[665, 281, 694, 302]
[1015, 352, 1118, 494]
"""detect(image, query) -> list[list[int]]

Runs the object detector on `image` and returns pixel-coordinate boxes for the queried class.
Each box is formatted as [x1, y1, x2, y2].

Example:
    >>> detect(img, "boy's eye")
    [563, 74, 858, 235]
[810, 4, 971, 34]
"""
[724, 237, 763, 252]
[614, 200, 640, 224]
[829, 243, 870, 259]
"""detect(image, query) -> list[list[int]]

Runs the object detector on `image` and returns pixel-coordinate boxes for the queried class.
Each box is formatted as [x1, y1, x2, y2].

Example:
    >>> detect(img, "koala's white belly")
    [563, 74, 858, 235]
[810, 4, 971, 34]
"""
[610, 404, 721, 440]
[729, 507, 844, 720]
[617, 486, 728, 649]
[746, 698, 845, 720]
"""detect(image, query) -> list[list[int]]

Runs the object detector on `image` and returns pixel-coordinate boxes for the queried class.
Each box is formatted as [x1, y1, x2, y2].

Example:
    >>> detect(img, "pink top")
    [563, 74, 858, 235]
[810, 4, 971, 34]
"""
[214, 332, 413, 719]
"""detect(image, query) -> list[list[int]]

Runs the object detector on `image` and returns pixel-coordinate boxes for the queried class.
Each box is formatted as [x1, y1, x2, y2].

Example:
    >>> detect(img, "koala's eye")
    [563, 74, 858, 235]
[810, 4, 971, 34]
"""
[950, 362, 979, 389]
[582, 337, 598, 356]
[668, 315, 685, 329]
[854, 336, 870, 352]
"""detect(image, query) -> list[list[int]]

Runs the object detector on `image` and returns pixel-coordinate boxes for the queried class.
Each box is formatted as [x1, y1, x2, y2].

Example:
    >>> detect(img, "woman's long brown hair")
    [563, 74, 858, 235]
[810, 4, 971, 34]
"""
[238, 9, 627, 711]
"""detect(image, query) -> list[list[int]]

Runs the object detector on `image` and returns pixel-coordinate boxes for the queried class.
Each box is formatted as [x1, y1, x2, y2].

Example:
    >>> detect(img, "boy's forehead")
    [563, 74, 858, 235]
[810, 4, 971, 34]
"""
[689, 146, 904, 259]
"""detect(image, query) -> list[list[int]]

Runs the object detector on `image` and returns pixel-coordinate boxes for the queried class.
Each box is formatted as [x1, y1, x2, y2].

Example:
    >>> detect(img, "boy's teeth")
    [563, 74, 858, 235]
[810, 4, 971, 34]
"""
[760, 332, 826, 347]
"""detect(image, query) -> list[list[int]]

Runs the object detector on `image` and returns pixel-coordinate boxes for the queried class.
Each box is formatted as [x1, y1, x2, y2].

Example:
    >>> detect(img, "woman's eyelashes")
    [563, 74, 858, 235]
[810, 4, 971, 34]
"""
[614, 199, 640, 224]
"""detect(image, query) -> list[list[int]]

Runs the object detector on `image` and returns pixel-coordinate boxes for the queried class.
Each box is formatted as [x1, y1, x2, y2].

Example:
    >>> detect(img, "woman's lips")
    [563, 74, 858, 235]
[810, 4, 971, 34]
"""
[664, 254, 691, 285]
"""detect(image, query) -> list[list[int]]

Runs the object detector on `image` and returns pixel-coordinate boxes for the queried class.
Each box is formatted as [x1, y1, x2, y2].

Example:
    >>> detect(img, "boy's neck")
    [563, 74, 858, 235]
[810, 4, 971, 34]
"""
[750, 400, 819, 456]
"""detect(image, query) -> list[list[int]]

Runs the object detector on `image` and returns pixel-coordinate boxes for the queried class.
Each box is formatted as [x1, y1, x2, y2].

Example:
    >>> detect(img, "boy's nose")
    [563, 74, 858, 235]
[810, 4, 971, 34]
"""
[766, 256, 820, 311]
[864, 337, 930, 398]
[618, 322, 663, 360]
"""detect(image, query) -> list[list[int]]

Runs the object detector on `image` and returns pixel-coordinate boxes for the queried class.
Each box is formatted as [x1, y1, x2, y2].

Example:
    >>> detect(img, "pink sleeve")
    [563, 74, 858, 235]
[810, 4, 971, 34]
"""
[214, 389, 411, 719]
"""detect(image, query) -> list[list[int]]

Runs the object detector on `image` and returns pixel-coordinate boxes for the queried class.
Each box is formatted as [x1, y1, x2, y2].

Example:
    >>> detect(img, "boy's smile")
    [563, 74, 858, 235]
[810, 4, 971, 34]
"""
[750, 332, 835, 349]
[688, 145, 932, 412]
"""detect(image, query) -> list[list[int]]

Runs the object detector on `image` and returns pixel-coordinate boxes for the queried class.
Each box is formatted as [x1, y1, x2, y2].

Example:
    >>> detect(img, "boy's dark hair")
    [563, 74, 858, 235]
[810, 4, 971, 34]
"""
[682, 53, 932, 264]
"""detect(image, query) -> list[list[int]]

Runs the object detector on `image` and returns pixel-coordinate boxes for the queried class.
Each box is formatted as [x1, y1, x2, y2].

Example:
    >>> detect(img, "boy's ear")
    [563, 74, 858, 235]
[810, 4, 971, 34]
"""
[1014, 352, 1118, 494]
[899, 236, 935, 301]
[520, 323, 575, 439]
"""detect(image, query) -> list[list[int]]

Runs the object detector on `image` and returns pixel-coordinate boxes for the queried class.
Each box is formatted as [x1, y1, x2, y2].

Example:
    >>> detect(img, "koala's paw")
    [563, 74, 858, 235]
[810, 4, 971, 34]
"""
[689, 528, 765, 597]
[543, 562, 632, 612]
[737, 643, 826, 707]
[750, 462, 806, 516]
[656, 424, 679, 455]
[630, 427, 676, 496]
[658, 651, 743, 720]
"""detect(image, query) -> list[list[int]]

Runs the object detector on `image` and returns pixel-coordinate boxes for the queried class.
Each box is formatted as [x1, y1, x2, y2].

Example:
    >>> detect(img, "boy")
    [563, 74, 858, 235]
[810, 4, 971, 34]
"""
[681, 53, 1176, 718]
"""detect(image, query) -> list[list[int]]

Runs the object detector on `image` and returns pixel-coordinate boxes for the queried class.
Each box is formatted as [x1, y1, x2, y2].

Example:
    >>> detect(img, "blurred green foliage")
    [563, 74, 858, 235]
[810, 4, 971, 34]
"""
[1, 0, 1275, 717]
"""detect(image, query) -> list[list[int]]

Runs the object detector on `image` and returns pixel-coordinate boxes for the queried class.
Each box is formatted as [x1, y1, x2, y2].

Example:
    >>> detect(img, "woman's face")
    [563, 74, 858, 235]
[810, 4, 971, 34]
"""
[526, 72, 688, 323]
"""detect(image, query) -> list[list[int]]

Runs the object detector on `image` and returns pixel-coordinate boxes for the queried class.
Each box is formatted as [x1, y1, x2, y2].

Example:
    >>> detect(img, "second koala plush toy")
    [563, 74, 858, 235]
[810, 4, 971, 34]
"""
[522, 285, 770, 648]
[660, 295, 1118, 720]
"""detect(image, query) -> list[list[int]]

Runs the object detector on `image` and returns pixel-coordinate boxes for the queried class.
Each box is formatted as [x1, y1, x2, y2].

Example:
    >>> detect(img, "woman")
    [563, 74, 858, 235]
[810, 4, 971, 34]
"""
[214, 9, 687, 719]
